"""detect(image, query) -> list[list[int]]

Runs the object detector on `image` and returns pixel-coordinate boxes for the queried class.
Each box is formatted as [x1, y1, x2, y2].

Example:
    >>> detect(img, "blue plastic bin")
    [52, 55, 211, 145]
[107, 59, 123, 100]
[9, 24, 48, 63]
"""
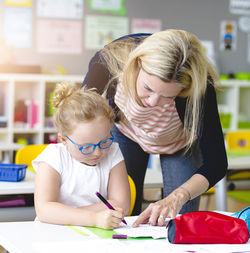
[0, 164, 27, 182]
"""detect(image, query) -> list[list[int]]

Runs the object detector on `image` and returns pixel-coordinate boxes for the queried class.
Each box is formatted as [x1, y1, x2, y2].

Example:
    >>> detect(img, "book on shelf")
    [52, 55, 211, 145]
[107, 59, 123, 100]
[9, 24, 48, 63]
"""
[14, 99, 38, 129]
[25, 100, 38, 128]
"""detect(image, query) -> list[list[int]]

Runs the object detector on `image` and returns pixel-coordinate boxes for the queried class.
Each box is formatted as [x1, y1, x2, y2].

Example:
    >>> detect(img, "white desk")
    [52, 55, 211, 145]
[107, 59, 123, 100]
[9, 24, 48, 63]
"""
[145, 156, 250, 211]
[0, 170, 36, 221]
[0, 220, 249, 253]
[0, 170, 34, 195]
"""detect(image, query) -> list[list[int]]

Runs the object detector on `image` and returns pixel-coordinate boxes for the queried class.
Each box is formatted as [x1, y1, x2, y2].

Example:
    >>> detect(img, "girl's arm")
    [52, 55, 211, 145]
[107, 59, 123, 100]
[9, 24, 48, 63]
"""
[80, 160, 131, 216]
[35, 162, 123, 229]
[107, 160, 131, 216]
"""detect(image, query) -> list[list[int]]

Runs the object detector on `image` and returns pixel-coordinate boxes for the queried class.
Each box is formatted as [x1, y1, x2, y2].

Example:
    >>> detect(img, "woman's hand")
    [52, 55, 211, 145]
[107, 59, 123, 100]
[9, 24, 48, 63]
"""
[133, 187, 190, 227]
[95, 208, 124, 229]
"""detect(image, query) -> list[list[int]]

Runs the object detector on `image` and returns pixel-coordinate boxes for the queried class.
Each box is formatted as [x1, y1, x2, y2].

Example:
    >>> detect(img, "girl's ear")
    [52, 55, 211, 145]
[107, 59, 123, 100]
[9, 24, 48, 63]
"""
[58, 133, 67, 144]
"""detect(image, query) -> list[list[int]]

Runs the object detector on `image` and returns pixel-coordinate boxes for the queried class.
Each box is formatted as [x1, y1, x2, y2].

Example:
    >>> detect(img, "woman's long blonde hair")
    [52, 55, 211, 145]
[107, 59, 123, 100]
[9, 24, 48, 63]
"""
[101, 29, 219, 150]
[52, 82, 114, 136]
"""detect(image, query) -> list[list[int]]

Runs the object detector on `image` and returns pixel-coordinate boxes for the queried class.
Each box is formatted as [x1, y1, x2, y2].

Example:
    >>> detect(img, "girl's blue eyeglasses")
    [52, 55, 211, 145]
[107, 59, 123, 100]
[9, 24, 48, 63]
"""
[65, 134, 114, 155]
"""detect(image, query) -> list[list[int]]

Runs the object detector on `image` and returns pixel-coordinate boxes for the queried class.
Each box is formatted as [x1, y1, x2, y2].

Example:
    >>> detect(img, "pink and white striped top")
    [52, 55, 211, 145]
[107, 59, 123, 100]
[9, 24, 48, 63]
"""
[114, 83, 190, 154]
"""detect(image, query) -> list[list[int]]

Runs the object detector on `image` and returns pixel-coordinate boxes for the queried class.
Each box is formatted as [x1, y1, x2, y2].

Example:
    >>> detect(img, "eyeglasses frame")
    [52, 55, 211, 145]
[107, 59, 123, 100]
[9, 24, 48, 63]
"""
[65, 133, 114, 155]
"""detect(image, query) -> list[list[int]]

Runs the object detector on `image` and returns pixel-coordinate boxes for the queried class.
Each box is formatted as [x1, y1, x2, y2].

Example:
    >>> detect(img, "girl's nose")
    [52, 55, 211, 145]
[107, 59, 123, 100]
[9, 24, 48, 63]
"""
[92, 146, 102, 156]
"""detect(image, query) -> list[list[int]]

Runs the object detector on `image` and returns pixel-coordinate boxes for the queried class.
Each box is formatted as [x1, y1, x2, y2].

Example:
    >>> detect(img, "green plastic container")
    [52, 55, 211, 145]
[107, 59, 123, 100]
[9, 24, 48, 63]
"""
[234, 73, 250, 80]
[219, 75, 229, 80]
[219, 113, 231, 129]
[238, 121, 250, 129]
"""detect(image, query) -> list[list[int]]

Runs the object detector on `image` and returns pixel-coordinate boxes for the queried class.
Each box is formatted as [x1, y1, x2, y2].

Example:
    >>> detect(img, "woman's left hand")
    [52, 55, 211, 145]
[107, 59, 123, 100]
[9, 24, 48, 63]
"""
[132, 187, 190, 227]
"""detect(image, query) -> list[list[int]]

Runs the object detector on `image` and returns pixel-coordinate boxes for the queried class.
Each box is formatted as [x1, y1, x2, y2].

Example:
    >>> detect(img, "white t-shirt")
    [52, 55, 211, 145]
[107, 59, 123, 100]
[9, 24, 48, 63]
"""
[32, 143, 124, 208]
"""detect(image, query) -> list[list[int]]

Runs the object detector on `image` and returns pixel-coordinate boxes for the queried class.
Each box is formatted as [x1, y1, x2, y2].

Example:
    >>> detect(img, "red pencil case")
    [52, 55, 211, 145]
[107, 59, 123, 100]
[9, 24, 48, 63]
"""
[168, 211, 249, 244]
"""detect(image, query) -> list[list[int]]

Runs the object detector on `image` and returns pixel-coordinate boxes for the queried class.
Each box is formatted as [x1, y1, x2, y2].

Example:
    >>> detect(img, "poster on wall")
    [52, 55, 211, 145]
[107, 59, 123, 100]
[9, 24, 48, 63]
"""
[5, 0, 31, 7]
[85, 15, 129, 50]
[4, 7, 32, 48]
[238, 16, 250, 32]
[229, 0, 250, 15]
[86, 0, 126, 15]
[248, 34, 250, 64]
[37, 19, 82, 54]
[220, 20, 237, 51]
[201, 40, 216, 67]
[37, 0, 83, 19]
[131, 18, 162, 34]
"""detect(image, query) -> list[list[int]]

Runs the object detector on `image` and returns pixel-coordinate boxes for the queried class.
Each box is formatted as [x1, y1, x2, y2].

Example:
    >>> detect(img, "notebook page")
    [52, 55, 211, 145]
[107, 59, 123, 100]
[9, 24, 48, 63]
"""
[114, 216, 169, 239]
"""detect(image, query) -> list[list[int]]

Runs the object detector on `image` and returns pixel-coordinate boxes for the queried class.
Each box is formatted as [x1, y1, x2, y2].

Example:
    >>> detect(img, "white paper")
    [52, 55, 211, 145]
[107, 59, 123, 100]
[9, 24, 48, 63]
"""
[201, 40, 216, 67]
[230, 0, 250, 15]
[85, 15, 129, 49]
[4, 7, 32, 48]
[37, 0, 83, 19]
[131, 18, 162, 34]
[114, 216, 169, 239]
[91, 0, 122, 10]
[248, 34, 250, 64]
[239, 16, 250, 32]
[36, 19, 82, 54]
[220, 20, 237, 51]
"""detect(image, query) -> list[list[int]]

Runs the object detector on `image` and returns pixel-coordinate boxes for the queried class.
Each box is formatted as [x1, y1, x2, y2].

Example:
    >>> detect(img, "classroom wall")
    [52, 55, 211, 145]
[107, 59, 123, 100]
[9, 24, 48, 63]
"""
[0, 0, 249, 76]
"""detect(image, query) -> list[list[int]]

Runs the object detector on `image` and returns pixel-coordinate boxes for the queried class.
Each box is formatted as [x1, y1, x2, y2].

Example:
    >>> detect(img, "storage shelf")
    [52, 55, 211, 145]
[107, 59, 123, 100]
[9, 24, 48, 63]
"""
[0, 74, 83, 154]
[219, 80, 250, 132]
[0, 206, 36, 222]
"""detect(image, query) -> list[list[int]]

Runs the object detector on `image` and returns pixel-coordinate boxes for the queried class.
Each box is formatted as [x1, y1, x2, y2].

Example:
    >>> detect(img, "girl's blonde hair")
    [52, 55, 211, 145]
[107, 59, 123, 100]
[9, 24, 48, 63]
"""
[101, 29, 219, 150]
[52, 82, 114, 136]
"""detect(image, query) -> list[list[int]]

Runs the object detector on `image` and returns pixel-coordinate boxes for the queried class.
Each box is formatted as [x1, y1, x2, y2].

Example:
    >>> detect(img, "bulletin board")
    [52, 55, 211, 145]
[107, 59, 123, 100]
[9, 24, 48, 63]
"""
[0, 0, 249, 76]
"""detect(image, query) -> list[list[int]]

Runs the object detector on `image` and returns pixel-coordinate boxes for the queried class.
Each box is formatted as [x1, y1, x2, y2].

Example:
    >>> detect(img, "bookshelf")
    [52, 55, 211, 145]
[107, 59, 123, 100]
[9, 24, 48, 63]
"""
[1, 75, 250, 159]
[0, 74, 83, 151]
[217, 80, 250, 132]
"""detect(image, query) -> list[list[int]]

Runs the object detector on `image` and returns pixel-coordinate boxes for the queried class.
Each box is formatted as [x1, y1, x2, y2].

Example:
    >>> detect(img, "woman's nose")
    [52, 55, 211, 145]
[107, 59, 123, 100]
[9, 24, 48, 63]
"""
[148, 94, 160, 107]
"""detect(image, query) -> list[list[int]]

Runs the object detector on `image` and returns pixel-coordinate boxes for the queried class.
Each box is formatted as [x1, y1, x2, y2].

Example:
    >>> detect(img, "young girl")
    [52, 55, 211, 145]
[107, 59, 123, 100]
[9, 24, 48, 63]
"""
[33, 82, 130, 229]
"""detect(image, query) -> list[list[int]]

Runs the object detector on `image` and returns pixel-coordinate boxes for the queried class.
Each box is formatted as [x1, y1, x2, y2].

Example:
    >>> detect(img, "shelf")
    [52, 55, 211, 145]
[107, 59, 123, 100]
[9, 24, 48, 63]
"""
[219, 80, 250, 132]
[0, 206, 36, 222]
[0, 74, 83, 151]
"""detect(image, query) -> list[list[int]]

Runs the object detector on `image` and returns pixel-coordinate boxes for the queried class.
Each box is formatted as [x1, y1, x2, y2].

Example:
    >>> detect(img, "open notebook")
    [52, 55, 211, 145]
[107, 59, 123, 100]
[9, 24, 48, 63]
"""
[114, 216, 169, 239]
[69, 216, 170, 239]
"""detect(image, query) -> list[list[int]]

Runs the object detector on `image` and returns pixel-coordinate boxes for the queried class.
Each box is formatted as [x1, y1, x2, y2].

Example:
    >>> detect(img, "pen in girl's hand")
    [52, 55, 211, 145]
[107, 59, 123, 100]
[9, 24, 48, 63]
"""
[95, 191, 127, 225]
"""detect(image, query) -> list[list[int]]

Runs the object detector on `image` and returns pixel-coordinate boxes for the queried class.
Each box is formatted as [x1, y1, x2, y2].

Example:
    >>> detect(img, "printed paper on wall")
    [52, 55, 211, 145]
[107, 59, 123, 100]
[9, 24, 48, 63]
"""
[5, 0, 31, 7]
[85, 15, 129, 50]
[230, 0, 250, 15]
[37, 0, 83, 19]
[201, 40, 216, 67]
[86, 0, 126, 16]
[220, 20, 237, 51]
[37, 19, 82, 54]
[248, 34, 250, 64]
[131, 18, 162, 34]
[4, 7, 32, 48]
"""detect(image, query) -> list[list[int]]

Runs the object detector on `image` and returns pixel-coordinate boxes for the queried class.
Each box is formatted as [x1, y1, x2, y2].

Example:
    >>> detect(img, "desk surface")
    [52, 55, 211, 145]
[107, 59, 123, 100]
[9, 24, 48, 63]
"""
[0, 170, 34, 195]
[0, 220, 249, 253]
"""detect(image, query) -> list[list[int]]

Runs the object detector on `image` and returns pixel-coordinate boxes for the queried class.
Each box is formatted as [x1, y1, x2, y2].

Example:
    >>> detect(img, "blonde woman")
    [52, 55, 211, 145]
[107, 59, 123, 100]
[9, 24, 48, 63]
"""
[82, 29, 227, 226]
[33, 82, 130, 229]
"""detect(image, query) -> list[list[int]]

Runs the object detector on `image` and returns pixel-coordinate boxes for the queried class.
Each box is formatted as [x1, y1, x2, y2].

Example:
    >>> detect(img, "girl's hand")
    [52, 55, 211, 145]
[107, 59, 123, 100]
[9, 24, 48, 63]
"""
[133, 187, 190, 227]
[95, 208, 124, 229]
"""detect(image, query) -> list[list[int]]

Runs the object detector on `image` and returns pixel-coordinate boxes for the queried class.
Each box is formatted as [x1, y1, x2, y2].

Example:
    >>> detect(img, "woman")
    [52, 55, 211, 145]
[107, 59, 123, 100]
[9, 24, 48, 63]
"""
[82, 29, 228, 225]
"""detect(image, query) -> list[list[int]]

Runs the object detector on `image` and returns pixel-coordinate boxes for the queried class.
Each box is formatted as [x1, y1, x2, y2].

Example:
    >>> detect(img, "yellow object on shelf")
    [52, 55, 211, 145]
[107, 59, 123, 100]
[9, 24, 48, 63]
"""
[55, 65, 67, 75]
[226, 131, 250, 150]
